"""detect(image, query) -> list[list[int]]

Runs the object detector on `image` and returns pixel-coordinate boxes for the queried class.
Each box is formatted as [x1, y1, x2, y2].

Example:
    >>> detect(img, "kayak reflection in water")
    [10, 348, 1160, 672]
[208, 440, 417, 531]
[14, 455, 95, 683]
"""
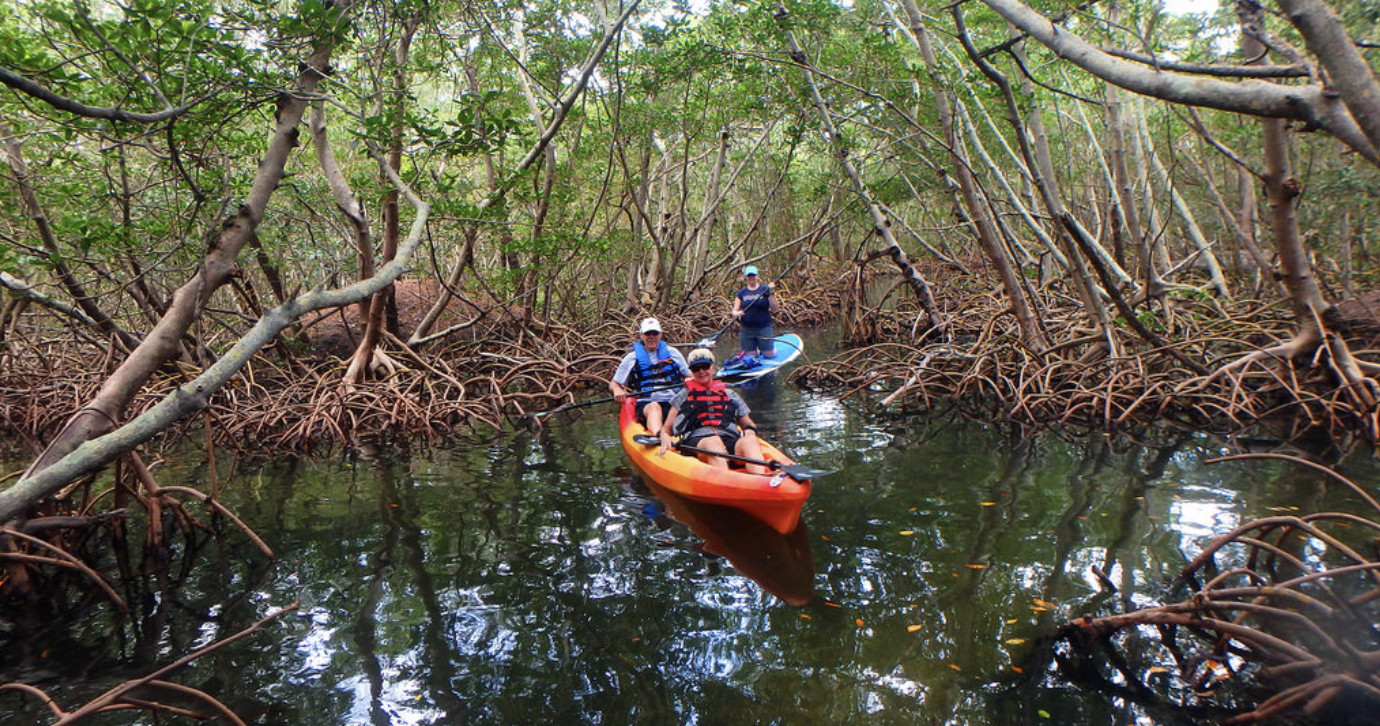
[640, 477, 814, 606]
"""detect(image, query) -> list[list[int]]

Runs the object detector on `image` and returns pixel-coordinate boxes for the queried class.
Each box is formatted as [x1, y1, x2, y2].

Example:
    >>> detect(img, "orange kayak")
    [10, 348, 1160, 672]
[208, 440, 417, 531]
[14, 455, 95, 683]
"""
[619, 398, 811, 534]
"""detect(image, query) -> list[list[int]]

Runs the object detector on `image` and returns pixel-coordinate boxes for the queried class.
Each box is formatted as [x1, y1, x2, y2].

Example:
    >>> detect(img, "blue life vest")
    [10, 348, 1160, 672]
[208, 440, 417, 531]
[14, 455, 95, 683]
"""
[629, 340, 680, 391]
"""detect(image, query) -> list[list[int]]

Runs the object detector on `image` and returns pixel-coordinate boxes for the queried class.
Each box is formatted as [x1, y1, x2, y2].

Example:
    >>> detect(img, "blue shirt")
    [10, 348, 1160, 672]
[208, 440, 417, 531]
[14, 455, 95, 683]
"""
[736, 286, 773, 329]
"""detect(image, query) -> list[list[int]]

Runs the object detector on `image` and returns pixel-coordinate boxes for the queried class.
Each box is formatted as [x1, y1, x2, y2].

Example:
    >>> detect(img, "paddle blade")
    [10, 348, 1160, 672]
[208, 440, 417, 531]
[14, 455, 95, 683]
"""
[777, 463, 833, 481]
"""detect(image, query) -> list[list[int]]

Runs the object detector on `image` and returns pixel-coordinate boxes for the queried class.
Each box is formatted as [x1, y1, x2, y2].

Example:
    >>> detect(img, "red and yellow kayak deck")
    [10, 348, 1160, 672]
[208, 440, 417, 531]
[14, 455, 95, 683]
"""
[619, 398, 811, 534]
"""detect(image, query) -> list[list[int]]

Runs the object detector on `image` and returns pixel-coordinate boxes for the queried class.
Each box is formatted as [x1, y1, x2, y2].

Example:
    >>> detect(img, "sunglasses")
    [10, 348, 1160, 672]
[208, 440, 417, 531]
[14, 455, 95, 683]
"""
[689, 362, 712, 372]
[642, 331, 660, 335]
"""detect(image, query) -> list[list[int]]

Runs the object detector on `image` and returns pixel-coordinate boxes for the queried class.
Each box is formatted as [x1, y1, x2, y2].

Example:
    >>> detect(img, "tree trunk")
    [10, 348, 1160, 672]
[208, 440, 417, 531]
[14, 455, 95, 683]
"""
[896, 0, 1045, 351]
[776, 3, 945, 335]
[1, 124, 138, 351]
[1136, 111, 1229, 296]
[408, 0, 641, 344]
[22, 8, 352, 481]
[954, 9, 1117, 351]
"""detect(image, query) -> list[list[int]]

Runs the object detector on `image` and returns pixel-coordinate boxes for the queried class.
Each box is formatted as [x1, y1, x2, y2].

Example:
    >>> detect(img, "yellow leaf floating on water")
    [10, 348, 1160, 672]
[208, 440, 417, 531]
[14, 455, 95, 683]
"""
[856, 618, 866, 627]
[825, 601, 842, 608]
[1011, 666, 1024, 674]
[1146, 666, 1169, 675]
[907, 624, 923, 632]
[1006, 619, 1018, 624]
[966, 563, 988, 569]
[949, 664, 961, 671]
[800, 613, 811, 619]
[981, 501, 996, 506]
[900, 530, 915, 536]
[1032, 598, 1055, 609]
[1005, 638, 1027, 645]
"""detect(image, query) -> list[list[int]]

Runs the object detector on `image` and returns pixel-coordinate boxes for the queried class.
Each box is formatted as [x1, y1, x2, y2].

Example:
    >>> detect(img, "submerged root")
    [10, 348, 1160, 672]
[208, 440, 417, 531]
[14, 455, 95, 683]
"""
[1, 604, 297, 725]
[1055, 457, 1380, 724]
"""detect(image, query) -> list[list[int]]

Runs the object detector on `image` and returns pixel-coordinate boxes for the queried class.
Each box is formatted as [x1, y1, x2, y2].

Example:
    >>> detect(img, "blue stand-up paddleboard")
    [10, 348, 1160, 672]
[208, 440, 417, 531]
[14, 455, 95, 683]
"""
[717, 333, 804, 381]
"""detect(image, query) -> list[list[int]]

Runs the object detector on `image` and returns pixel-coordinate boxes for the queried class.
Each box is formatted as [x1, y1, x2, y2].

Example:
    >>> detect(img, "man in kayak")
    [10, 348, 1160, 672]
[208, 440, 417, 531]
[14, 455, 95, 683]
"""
[732, 265, 779, 360]
[610, 317, 691, 437]
[657, 348, 767, 474]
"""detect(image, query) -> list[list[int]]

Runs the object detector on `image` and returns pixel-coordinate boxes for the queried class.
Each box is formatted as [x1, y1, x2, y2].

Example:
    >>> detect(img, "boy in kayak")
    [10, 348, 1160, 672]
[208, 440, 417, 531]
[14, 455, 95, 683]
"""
[657, 348, 767, 474]
[732, 265, 779, 360]
[610, 317, 691, 437]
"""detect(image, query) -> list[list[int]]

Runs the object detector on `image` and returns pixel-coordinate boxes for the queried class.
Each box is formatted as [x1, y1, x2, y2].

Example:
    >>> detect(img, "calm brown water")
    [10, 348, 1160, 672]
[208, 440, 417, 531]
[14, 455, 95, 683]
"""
[3, 368, 1378, 725]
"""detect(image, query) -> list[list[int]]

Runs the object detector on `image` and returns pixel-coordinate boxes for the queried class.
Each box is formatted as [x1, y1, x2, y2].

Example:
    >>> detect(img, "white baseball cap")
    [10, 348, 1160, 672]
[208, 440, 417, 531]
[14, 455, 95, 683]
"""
[639, 317, 662, 334]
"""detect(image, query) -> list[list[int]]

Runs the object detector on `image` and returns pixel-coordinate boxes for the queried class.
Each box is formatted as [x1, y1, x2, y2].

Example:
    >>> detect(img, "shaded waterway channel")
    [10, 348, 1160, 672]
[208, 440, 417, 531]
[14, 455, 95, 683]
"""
[5, 345, 1380, 725]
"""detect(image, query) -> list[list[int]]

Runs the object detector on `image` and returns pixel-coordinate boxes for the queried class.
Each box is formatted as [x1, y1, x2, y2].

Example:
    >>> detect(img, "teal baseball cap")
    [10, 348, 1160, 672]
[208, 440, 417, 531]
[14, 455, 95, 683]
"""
[743, 265, 759, 276]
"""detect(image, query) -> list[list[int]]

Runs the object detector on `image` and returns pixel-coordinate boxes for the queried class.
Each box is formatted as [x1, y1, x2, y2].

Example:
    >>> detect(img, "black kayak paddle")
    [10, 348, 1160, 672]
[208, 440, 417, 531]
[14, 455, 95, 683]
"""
[524, 381, 684, 419]
[631, 434, 830, 482]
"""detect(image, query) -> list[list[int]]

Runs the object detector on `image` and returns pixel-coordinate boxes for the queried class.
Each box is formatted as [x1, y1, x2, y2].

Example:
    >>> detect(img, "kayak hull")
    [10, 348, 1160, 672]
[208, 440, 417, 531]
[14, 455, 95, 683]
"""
[619, 399, 810, 535]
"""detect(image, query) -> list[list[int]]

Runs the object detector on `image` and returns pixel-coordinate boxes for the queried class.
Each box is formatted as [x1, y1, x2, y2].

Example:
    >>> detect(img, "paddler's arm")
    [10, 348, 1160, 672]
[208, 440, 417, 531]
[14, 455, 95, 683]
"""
[609, 379, 629, 404]
[657, 407, 680, 456]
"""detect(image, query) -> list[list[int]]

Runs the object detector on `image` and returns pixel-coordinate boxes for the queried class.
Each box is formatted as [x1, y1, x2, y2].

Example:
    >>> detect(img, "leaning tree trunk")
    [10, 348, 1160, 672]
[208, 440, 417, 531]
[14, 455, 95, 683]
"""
[2, 123, 138, 352]
[896, 0, 1046, 351]
[954, 8, 1117, 353]
[408, 0, 641, 345]
[775, 2, 945, 336]
[1137, 111, 1230, 297]
[21, 3, 354, 481]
